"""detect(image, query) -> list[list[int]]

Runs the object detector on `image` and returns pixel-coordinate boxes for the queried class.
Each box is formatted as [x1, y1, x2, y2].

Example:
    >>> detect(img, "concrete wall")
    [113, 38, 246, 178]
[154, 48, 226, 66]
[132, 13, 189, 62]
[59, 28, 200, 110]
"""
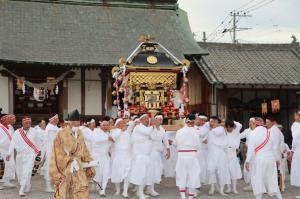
[0, 74, 9, 113]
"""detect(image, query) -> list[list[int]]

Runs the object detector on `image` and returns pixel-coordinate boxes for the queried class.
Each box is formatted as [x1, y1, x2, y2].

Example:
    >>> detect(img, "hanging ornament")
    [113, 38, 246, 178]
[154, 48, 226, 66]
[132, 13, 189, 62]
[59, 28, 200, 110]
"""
[22, 82, 26, 94]
[47, 77, 56, 95]
[33, 87, 46, 102]
[118, 75, 123, 82]
[112, 91, 117, 96]
[55, 85, 59, 95]
[119, 87, 124, 93]
[261, 100, 268, 115]
[16, 79, 24, 90]
[271, 99, 280, 113]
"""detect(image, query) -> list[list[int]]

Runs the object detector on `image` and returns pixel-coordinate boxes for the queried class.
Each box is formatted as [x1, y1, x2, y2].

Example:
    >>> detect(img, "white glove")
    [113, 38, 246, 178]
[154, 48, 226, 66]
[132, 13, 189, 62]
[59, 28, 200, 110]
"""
[70, 159, 80, 173]
[82, 160, 100, 168]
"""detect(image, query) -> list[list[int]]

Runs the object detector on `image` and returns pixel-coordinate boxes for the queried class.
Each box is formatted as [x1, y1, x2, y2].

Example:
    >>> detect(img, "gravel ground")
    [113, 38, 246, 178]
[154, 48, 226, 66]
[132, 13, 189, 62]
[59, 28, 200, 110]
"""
[0, 175, 299, 199]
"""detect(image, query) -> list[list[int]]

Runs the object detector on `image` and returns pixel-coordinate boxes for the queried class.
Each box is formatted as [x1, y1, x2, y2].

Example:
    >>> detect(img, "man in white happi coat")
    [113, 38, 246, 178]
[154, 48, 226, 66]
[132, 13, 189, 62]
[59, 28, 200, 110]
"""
[128, 114, 154, 199]
[6, 116, 41, 196]
[245, 117, 282, 199]
[92, 120, 114, 196]
[146, 114, 170, 197]
[44, 114, 59, 192]
[82, 119, 97, 154]
[174, 113, 201, 199]
[289, 111, 300, 199]
[224, 120, 243, 194]
[34, 119, 47, 176]
[0, 114, 16, 188]
[207, 116, 231, 196]
[110, 118, 131, 198]
[240, 117, 256, 190]
[8, 114, 16, 134]
[194, 113, 209, 186]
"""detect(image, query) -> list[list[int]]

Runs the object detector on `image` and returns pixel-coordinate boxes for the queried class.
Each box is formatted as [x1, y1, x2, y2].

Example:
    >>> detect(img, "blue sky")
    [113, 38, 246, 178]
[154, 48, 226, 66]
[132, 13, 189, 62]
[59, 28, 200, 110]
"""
[178, 0, 300, 43]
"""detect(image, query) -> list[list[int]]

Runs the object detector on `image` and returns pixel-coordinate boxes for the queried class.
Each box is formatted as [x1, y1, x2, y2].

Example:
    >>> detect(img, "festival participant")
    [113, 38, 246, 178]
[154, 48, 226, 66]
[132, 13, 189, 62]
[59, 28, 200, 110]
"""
[289, 111, 300, 199]
[174, 113, 201, 199]
[128, 114, 154, 199]
[82, 119, 97, 154]
[110, 118, 131, 198]
[8, 114, 16, 134]
[34, 119, 47, 176]
[281, 142, 290, 192]
[194, 113, 209, 186]
[92, 119, 114, 196]
[224, 120, 243, 194]
[49, 109, 96, 199]
[245, 117, 283, 199]
[0, 114, 16, 188]
[146, 114, 170, 196]
[44, 114, 59, 192]
[6, 116, 41, 196]
[240, 117, 256, 190]
[207, 116, 230, 196]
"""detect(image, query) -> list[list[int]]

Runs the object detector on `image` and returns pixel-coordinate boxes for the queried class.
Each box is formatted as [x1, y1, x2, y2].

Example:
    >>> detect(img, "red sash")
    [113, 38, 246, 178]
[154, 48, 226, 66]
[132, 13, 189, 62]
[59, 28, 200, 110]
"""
[0, 123, 12, 141]
[255, 130, 270, 153]
[19, 128, 40, 155]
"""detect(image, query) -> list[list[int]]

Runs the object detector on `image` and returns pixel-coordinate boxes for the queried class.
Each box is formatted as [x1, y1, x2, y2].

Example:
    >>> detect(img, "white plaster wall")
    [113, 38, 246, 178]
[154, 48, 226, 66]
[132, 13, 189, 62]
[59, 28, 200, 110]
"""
[68, 69, 81, 113]
[85, 81, 102, 115]
[85, 69, 102, 115]
[0, 75, 9, 113]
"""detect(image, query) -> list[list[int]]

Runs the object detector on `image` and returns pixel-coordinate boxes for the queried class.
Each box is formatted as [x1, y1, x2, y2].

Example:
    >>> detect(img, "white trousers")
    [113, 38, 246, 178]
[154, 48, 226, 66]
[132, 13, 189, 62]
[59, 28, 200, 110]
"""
[3, 151, 16, 180]
[129, 154, 152, 186]
[251, 155, 280, 196]
[291, 148, 300, 187]
[16, 153, 36, 187]
[175, 153, 201, 189]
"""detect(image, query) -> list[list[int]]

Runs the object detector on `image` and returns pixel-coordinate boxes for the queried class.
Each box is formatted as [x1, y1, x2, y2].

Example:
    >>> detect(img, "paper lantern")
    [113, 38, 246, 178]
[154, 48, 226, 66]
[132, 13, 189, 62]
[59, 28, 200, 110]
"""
[261, 101, 268, 115]
[16, 79, 24, 90]
[271, 99, 280, 113]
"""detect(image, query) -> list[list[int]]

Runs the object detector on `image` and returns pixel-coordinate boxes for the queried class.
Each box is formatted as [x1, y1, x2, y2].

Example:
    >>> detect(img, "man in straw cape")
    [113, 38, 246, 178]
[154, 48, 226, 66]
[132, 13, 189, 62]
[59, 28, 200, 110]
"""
[49, 110, 95, 199]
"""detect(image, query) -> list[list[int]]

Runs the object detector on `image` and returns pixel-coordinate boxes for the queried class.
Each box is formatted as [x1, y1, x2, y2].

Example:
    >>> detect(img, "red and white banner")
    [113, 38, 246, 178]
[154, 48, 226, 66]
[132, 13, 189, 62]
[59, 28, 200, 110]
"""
[19, 128, 40, 155]
[0, 123, 12, 141]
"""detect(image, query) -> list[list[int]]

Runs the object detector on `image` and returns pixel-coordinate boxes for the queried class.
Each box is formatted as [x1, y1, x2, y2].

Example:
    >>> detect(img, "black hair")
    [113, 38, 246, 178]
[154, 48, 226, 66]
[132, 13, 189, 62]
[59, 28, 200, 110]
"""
[210, 116, 221, 123]
[225, 120, 235, 128]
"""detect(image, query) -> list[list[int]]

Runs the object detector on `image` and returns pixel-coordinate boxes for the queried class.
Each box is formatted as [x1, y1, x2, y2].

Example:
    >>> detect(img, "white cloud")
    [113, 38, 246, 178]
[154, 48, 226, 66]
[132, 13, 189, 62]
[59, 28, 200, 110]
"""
[178, 0, 300, 43]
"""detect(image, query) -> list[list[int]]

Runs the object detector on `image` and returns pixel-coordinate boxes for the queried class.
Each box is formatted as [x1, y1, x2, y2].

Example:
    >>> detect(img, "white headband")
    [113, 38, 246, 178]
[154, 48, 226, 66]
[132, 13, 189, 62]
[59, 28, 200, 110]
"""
[249, 117, 255, 122]
[155, 115, 163, 120]
[134, 118, 140, 123]
[140, 114, 148, 119]
[115, 118, 123, 126]
[198, 115, 208, 120]
[87, 119, 95, 125]
[49, 114, 58, 121]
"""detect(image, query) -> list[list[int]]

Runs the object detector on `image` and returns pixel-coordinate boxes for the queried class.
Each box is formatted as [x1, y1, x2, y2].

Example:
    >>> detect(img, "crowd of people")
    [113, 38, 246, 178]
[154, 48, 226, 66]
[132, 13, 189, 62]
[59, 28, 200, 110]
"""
[0, 109, 300, 199]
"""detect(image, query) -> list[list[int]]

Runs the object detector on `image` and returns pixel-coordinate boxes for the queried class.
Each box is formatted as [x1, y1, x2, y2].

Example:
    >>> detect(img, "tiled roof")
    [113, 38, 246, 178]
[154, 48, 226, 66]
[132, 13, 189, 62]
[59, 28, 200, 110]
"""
[0, 0, 206, 66]
[197, 42, 300, 86]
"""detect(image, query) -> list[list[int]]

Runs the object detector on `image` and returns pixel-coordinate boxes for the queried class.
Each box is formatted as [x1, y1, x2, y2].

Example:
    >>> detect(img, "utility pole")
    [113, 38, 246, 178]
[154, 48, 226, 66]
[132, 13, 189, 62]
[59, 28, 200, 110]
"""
[224, 11, 252, 44]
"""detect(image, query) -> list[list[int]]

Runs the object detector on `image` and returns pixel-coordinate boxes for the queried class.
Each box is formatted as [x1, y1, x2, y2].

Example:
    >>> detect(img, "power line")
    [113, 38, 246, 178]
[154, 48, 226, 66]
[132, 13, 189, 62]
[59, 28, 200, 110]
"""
[246, 0, 275, 12]
[235, 0, 257, 11]
[239, 0, 272, 13]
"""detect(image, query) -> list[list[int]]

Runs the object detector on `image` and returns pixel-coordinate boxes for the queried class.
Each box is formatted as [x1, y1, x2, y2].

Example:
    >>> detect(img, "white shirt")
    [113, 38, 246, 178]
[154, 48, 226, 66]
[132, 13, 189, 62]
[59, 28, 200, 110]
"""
[174, 126, 200, 151]
[110, 128, 131, 153]
[7, 127, 40, 156]
[91, 129, 112, 157]
[194, 124, 209, 149]
[269, 125, 284, 161]
[226, 121, 242, 150]
[131, 124, 153, 155]
[208, 126, 227, 149]
[246, 126, 276, 162]
[0, 123, 12, 155]
[150, 126, 170, 152]
[240, 128, 254, 146]
[291, 121, 300, 152]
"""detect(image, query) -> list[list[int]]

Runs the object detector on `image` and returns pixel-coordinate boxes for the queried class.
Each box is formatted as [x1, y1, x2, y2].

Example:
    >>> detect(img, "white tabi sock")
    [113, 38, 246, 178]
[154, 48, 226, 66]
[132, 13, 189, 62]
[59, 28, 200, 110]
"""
[138, 185, 146, 199]
[275, 192, 283, 199]
[115, 183, 120, 195]
[255, 194, 262, 199]
[209, 184, 215, 195]
[179, 188, 186, 199]
[122, 180, 129, 195]
[188, 188, 195, 199]
[219, 184, 227, 196]
[232, 180, 238, 194]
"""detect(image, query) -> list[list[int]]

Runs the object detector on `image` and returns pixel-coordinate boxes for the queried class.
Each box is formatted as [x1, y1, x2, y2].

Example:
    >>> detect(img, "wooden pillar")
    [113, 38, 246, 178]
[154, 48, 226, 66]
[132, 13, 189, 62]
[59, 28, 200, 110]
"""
[62, 79, 68, 117]
[81, 68, 86, 115]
